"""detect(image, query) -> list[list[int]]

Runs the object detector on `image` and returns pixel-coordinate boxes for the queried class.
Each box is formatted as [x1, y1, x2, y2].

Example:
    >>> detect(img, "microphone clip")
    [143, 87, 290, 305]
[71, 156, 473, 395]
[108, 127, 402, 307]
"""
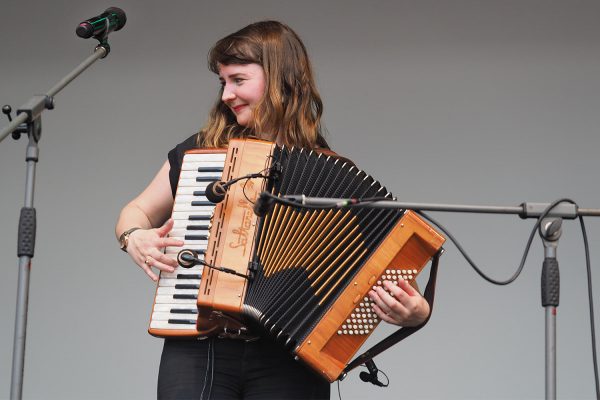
[269, 162, 283, 181]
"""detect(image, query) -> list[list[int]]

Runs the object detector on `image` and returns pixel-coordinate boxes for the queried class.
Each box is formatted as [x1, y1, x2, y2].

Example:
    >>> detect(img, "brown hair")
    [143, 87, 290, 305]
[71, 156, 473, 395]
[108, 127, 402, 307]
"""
[199, 21, 325, 149]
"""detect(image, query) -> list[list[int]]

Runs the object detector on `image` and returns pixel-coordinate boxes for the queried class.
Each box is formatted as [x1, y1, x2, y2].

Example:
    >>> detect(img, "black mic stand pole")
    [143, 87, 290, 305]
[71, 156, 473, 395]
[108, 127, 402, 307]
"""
[1, 42, 110, 400]
[284, 195, 600, 400]
[540, 217, 562, 400]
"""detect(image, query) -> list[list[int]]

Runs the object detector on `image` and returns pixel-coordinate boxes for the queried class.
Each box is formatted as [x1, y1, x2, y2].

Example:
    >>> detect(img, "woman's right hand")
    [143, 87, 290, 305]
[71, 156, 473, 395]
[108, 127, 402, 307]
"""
[125, 218, 184, 282]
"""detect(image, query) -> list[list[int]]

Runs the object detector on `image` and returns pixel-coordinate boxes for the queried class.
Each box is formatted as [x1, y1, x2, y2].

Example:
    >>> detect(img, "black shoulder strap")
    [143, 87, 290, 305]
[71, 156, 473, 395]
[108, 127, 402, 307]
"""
[341, 250, 442, 378]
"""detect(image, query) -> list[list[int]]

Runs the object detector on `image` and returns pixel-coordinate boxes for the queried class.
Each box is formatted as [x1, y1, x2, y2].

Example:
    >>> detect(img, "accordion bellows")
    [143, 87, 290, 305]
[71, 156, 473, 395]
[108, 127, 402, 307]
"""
[150, 139, 445, 382]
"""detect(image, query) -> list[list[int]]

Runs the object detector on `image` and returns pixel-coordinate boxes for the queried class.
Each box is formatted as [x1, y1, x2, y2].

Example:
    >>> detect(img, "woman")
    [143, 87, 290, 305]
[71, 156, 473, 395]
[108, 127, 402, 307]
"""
[116, 20, 430, 399]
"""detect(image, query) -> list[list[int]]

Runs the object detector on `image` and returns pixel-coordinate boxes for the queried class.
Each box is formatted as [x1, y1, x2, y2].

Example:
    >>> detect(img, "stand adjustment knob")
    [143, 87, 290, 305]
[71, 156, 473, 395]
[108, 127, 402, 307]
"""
[2, 105, 13, 121]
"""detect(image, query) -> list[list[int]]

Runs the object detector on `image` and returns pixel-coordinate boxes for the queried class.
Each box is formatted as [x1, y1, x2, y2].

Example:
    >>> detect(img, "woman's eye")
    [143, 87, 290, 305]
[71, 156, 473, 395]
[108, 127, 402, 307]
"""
[234, 78, 244, 85]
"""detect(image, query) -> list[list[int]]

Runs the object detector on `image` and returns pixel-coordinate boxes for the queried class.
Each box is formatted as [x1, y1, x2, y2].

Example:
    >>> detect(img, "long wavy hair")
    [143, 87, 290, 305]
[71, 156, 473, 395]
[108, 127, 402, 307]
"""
[199, 21, 325, 149]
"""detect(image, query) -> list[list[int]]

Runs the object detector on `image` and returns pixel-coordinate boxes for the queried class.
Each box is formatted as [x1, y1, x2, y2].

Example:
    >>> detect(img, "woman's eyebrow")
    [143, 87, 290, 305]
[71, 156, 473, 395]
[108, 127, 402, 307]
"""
[220, 72, 248, 80]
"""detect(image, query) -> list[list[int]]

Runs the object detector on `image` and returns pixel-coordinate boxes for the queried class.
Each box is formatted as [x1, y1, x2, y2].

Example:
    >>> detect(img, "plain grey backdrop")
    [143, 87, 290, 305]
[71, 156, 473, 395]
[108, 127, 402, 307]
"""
[1, 1, 599, 399]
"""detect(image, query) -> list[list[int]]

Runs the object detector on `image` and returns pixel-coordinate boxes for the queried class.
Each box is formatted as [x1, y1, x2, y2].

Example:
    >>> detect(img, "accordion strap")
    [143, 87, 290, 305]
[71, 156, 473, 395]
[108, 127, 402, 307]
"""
[341, 250, 442, 378]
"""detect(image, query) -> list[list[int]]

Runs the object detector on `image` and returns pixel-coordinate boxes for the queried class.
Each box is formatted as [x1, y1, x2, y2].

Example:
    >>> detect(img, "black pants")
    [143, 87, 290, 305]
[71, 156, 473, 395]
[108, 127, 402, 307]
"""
[157, 337, 330, 400]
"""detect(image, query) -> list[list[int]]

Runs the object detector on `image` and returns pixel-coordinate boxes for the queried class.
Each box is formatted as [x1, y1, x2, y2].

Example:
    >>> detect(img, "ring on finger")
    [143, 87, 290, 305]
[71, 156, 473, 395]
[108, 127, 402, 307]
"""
[144, 255, 152, 266]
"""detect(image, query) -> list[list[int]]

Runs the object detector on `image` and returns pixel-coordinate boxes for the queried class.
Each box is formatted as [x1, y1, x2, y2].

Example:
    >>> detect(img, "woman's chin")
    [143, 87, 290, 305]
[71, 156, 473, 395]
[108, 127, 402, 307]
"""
[236, 116, 251, 127]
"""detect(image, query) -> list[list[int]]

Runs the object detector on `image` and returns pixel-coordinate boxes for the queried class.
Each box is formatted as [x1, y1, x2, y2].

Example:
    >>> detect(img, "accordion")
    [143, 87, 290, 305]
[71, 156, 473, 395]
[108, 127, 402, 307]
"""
[149, 138, 445, 382]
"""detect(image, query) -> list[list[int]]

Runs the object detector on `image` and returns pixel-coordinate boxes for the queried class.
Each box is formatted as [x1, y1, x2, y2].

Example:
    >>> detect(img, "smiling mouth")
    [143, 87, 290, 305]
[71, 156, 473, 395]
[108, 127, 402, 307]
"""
[232, 105, 247, 113]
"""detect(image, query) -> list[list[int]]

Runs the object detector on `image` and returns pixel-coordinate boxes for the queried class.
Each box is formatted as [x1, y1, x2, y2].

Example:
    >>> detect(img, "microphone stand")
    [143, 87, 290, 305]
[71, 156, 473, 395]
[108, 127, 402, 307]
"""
[283, 195, 600, 400]
[1, 42, 110, 400]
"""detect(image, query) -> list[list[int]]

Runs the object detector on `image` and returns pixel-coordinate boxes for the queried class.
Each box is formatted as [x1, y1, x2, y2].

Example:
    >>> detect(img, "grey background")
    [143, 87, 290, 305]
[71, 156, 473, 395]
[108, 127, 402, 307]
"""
[1, 0, 599, 399]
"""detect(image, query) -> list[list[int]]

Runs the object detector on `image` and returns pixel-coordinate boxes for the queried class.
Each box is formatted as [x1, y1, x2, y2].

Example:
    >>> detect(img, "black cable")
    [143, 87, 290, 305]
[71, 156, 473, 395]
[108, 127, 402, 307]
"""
[199, 338, 212, 400]
[579, 216, 600, 399]
[418, 199, 574, 285]
[241, 170, 271, 205]
[379, 369, 390, 387]
[179, 250, 252, 280]
[208, 338, 214, 400]
[418, 210, 533, 285]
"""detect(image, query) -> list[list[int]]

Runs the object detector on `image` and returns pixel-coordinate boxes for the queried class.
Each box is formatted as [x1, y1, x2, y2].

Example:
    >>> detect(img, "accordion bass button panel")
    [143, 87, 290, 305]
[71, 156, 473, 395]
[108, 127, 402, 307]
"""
[337, 268, 418, 338]
[148, 149, 228, 338]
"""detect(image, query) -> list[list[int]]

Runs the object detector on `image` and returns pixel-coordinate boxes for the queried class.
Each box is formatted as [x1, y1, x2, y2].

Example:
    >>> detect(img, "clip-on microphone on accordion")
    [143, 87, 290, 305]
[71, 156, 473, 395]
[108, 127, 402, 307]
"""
[205, 181, 228, 203]
[177, 249, 200, 268]
[253, 192, 276, 217]
[177, 249, 251, 280]
[359, 359, 388, 387]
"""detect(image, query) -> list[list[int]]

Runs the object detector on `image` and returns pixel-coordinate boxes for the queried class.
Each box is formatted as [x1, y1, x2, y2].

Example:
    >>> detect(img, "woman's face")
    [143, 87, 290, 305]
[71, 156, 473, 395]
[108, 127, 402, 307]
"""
[218, 63, 266, 127]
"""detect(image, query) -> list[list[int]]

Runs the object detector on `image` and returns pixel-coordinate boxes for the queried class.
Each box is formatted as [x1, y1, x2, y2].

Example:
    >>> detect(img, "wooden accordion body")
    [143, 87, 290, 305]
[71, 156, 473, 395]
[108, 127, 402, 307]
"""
[149, 138, 445, 382]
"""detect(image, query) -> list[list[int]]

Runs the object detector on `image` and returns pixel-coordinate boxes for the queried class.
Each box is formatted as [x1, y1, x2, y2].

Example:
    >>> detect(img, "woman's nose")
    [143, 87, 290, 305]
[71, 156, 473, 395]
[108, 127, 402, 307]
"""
[221, 85, 235, 102]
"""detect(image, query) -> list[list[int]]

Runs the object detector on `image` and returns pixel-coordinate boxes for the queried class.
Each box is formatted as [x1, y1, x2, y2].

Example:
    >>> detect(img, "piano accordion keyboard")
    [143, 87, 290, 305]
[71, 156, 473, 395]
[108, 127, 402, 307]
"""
[148, 150, 226, 337]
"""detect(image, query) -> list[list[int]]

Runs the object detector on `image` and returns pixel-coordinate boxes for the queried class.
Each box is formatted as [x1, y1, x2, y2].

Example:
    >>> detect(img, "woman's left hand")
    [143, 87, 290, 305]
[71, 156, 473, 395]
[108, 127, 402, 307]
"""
[368, 278, 430, 327]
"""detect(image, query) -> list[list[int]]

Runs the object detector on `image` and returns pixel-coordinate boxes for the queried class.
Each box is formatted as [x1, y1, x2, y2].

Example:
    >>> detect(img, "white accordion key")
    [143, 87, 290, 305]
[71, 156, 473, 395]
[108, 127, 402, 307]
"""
[158, 278, 200, 287]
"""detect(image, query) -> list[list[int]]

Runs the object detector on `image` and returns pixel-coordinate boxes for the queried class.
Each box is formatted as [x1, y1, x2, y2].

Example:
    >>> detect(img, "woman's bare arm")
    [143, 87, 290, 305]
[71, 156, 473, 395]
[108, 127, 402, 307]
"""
[115, 161, 184, 281]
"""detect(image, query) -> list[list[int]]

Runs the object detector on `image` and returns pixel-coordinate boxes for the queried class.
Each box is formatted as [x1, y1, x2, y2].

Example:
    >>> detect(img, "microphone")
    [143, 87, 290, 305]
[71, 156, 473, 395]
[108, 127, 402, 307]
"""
[177, 249, 199, 269]
[76, 7, 127, 39]
[253, 192, 275, 217]
[358, 360, 387, 387]
[205, 181, 228, 204]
